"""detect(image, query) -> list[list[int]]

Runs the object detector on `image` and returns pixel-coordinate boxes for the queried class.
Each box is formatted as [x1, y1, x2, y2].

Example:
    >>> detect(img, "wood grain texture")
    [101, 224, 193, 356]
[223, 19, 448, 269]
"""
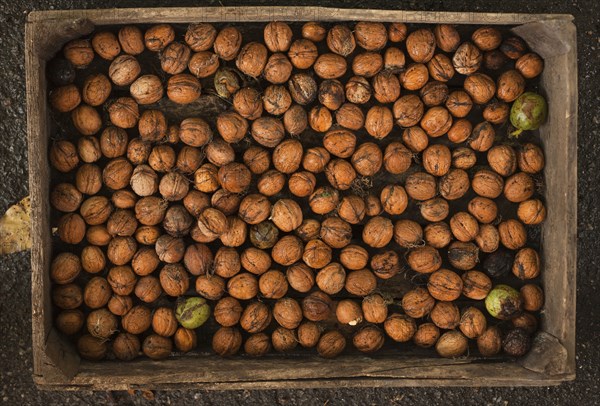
[513, 19, 578, 375]
[26, 7, 577, 389]
[26, 7, 574, 25]
[36, 356, 573, 391]
[26, 19, 83, 385]
[26, 20, 51, 379]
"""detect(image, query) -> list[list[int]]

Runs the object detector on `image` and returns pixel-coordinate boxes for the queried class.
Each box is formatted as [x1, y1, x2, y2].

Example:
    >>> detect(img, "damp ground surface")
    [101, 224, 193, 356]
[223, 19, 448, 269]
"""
[0, 1, 598, 405]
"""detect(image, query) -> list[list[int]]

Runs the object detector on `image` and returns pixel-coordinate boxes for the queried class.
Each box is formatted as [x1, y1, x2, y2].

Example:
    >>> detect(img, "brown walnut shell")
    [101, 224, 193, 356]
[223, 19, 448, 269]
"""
[144, 24, 175, 52]
[49, 85, 81, 113]
[362, 293, 388, 323]
[288, 171, 317, 198]
[352, 142, 383, 176]
[384, 142, 412, 174]
[420, 198, 450, 223]
[72, 105, 102, 136]
[271, 236, 304, 266]
[516, 53, 544, 79]
[344, 269, 377, 297]
[92, 31, 121, 61]
[446, 90, 473, 118]
[130, 75, 164, 105]
[185, 23, 217, 52]
[63, 39, 94, 68]
[402, 287, 435, 318]
[108, 97, 139, 129]
[496, 70, 526, 102]
[236, 42, 268, 78]
[420, 81, 449, 107]
[337, 195, 366, 225]
[264, 21, 293, 52]
[384, 47, 406, 73]
[513, 248, 540, 280]
[483, 100, 510, 124]
[452, 42, 482, 75]
[472, 26, 502, 51]
[354, 22, 387, 51]
[423, 144, 451, 176]
[388, 23, 407, 42]
[365, 105, 394, 139]
[323, 129, 357, 159]
[434, 24, 460, 53]
[259, 270, 289, 300]
[73, 71, 106, 113]
[362, 216, 393, 248]
[240, 302, 273, 334]
[406, 28, 436, 63]
[302, 291, 333, 322]
[413, 323, 440, 348]
[420, 106, 453, 137]
[424, 222, 452, 248]
[167, 73, 201, 105]
[461, 270, 492, 300]
[428, 54, 455, 82]
[314, 53, 348, 79]
[345, 76, 372, 104]
[302, 22, 327, 42]
[160, 42, 192, 75]
[309, 186, 340, 215]
[288, 39, 319, 70]
[472, 169, 504, 199]
[400, 63, 429, 91]
[372, 72, 401, 104]
[463, 73, 496, 104]
[384, 314, 417, 342]
[214, 27, 242, 61]
[326, 24, 356, 56]
[500, 36, 528, 60]
[504, 172, 535, 203]
[517, 199, 547, 225]
[407, 245, 442, 274]
[393, 95, 424, 127]
[427, 268, 463, 301]
[352, 52, 383, 78]
[118, 26, 145, 55]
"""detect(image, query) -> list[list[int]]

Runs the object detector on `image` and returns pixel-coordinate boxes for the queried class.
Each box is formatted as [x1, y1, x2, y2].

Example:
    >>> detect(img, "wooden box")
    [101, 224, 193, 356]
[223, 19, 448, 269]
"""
[26, 7, 577, 389]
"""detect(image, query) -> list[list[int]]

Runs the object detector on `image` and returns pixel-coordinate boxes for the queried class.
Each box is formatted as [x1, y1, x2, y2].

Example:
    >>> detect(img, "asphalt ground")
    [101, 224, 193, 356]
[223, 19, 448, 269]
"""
[0, 1, 598, 404]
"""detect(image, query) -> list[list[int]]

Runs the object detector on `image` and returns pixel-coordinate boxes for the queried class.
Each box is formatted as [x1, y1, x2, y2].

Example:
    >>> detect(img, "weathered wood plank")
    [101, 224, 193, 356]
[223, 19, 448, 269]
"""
[26, 20, 51, 379]
[512, 20, 578, 375]
[36, 357, 573, 390]
[35, 376, 572, 391]
[27, 7, 574, 25]
[26, 20, 82, 382]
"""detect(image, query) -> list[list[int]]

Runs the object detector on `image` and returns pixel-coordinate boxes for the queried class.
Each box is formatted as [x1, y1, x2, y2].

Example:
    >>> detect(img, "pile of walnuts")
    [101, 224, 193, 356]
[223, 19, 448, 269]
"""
[48, 20, 546, 361]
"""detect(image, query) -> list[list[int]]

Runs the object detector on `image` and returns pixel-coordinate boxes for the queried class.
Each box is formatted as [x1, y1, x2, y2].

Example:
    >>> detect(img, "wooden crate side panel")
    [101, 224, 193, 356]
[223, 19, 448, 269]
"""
[26, 20, 84, 382]
[26, 20, 52, 378]
[513, 20, 578, 375]
[27, 7, 574, 25]
[46, 357, 572, 390]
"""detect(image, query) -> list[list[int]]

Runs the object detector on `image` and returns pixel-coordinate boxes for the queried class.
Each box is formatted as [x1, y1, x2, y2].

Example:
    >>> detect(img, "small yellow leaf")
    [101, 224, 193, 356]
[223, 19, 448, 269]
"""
[0, 195, 32, 255]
